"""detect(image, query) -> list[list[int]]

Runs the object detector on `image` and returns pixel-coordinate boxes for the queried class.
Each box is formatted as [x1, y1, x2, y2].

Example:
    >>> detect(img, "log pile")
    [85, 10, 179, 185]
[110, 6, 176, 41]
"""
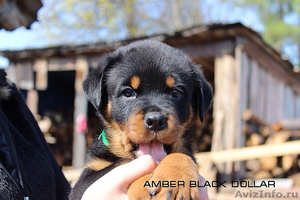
[243, 109, 300, 184]
[38, 111, 74, 166]
[195, 108, 214, 152]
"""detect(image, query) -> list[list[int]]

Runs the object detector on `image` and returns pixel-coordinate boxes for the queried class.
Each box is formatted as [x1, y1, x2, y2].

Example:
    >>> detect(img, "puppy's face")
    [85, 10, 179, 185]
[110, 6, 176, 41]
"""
[83, 40, 212, 161]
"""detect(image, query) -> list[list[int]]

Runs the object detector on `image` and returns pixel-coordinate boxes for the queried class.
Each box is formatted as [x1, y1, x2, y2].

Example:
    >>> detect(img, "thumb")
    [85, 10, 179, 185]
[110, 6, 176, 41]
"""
[112, 155, 157, 188]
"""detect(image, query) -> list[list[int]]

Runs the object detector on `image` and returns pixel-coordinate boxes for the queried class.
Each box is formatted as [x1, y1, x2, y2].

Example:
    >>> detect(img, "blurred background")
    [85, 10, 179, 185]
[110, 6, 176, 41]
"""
[1, 0, 300, 199]
[1, 0, 300, 67]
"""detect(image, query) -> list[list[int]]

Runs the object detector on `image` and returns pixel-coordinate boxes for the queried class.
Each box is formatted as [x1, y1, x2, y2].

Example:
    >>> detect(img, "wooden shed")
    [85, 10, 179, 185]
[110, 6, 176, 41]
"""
[1, 23, 300, 183]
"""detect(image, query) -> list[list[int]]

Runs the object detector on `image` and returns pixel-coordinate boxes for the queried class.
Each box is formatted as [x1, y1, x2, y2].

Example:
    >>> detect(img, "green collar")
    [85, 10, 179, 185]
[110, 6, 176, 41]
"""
[98, 129, 110, 146]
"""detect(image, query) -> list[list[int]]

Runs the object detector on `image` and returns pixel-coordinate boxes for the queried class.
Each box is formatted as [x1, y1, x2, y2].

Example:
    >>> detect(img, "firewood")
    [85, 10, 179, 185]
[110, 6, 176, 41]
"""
[282, 155, 296, 171]
[265, 131, 290, 144]
[271, 118, 300, 131]
[273, 131, 291, 143]
[271, 167, 285, 178]
[288, 131, 300, 139]
[202, 134, 212, 144]
[242, 109, 267, 126]
[254, 170, 272, 179]
[260, 126, 275, 138]
[38, 116, 52, 133]
[247, 133, 263, 146]
[198, 144, 207, 152]
[259, 157, 277, 171]
[245, 159, 260, 172]
[243, 124, 254, 135]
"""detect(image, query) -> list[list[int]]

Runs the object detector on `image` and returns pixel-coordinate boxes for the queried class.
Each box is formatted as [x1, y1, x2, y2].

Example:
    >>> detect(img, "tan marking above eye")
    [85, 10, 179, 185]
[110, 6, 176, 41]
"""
[131, 76, 140, 90]
[166, 76, 175, 88]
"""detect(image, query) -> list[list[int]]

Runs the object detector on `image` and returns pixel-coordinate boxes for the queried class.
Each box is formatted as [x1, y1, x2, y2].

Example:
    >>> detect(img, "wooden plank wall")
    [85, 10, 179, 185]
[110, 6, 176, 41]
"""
[212, 46, 300, 182]
[242, 53, 300, 124]
[213, 52, 240, 181]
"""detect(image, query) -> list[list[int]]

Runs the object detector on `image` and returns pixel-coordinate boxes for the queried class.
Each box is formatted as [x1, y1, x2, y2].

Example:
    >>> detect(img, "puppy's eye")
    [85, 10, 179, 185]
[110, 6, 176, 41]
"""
[171, 89, 183, 98]
[122, 88, 136, 98]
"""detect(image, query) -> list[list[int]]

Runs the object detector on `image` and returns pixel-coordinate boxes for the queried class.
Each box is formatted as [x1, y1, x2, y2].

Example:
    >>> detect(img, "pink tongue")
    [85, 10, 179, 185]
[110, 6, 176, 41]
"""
[136, 140, 167, 163]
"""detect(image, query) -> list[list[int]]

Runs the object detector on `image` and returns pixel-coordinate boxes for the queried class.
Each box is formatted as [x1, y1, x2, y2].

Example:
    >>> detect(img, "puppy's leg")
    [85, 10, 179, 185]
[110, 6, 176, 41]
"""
[127, 153, 200, 200]
[127, 173, 152, 200]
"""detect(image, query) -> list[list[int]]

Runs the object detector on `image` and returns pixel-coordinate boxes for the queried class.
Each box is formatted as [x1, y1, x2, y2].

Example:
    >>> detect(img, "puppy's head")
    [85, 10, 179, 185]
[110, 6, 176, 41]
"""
[83, 40, 212, 161]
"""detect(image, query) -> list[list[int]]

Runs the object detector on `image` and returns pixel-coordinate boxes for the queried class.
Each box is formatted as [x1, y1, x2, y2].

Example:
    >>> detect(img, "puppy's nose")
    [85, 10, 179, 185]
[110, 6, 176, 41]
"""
[144, 112, 167, 132]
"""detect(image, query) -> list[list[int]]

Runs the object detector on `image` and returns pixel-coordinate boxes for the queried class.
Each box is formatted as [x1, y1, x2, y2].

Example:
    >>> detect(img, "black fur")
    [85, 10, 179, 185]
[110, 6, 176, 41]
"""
[69, 40, 212, 199]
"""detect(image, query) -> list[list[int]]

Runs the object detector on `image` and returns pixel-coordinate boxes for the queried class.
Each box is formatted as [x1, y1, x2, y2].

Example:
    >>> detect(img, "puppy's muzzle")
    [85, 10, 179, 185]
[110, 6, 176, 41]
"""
[144, 112, 167, 132]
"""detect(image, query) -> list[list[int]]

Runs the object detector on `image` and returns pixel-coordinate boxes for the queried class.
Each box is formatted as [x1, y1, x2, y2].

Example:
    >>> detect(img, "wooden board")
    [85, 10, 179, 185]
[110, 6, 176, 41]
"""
[72, 56, 89, 168]
[33, 59, 48, 90]
[196, 140, 300, 164]
[178, 39, 235, 58]
[213, 52, 240, 180]
[16, 61, 34, 90]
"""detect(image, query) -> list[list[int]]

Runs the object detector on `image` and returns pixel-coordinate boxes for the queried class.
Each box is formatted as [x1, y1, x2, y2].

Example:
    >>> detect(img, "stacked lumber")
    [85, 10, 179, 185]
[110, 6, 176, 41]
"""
[242, 109, 300, 183]
[195, 108, 214, 152]
[40, 111, 74, 166]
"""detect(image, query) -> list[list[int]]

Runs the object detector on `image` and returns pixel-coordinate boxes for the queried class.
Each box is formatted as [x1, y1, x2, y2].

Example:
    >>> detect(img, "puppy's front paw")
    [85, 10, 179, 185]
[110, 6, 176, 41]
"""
[128, 173, 152, 200]
[148, 153, 200, 200]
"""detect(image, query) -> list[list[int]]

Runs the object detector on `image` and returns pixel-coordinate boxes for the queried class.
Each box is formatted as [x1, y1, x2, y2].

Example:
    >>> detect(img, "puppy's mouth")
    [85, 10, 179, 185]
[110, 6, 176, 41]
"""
[132, 140, 167, 163]
[124, 111, 181, 162]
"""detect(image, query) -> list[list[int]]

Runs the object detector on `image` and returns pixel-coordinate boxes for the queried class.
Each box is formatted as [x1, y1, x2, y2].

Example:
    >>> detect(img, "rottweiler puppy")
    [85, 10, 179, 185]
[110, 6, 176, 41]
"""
[69, 40, 212, 200]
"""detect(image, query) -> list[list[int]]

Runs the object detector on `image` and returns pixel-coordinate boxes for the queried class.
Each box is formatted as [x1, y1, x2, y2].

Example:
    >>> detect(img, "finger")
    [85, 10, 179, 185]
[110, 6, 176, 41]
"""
[199, 175, 209, 200]
[82, 156, 157, 200]
[112, 155, 158, 187]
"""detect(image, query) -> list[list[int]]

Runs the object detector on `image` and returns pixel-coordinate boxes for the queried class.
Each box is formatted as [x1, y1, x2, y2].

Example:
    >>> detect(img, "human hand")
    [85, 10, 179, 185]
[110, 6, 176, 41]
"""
[199, 175, 209, 200]
[81, 155, 157, 200]
[81, 155, 209, 200]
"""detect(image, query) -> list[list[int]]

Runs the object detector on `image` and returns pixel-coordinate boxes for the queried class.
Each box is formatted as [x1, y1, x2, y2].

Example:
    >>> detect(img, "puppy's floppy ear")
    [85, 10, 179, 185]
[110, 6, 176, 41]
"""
[82, 54, 112, 111]
[194, 67, 213, 122]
